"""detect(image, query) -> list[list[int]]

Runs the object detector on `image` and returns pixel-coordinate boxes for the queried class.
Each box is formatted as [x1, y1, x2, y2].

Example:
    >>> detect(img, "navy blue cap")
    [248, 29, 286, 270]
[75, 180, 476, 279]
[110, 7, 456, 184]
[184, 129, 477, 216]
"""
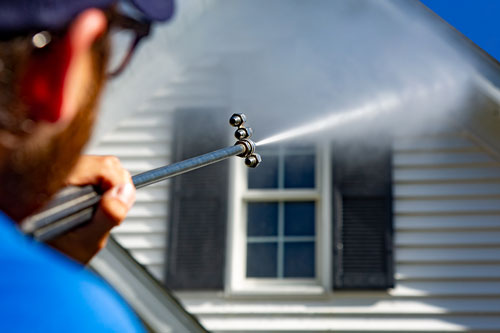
[0, 0, 174, 34]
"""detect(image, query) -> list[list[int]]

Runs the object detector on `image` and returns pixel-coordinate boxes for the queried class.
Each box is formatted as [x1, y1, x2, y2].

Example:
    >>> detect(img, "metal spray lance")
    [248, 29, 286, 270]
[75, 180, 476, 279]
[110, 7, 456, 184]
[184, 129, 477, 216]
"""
[21, 114, 261, 242]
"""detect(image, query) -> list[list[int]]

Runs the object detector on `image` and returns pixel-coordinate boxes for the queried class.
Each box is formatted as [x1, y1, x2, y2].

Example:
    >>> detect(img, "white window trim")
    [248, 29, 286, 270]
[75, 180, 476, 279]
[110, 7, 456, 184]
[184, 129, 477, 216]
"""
[225, 143, 332, 296]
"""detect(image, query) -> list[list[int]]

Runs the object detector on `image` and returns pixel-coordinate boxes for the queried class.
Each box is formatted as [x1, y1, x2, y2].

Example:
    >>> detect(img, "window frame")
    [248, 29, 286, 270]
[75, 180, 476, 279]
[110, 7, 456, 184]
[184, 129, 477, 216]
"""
[225, 142, 332, 296]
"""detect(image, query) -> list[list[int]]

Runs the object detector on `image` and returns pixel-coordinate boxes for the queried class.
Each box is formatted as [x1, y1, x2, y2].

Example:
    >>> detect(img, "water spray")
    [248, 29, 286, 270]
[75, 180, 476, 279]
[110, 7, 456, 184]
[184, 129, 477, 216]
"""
[256, 76, 465, 147]
[255, 94, 401, 146]
[21, 114, 261, 242]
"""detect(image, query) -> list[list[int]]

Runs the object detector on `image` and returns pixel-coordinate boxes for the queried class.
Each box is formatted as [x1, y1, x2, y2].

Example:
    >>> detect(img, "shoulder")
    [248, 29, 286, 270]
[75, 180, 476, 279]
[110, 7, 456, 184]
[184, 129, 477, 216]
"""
[0, 216, 144, 332]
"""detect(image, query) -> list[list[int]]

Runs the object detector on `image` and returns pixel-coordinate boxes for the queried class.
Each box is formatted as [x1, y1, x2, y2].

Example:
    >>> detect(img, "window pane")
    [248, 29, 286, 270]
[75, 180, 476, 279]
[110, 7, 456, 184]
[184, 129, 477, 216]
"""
[284, 154, 315, 188]
[247, 242, 277, 278]
[284, 202, 315, 236]
[247, 202, 278, 236]
[284, 242, 315, 278]
[248, 155, 278, 189]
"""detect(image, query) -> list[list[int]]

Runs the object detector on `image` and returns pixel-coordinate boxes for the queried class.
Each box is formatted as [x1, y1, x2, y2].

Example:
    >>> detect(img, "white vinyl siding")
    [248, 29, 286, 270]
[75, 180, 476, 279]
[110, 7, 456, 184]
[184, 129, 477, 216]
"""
[88, 109, 173, 281]
[177, 132, 500, 332]
[90, 74, 500, 331]
[89, 62, 228, 282]
[85, 1, 500, 331]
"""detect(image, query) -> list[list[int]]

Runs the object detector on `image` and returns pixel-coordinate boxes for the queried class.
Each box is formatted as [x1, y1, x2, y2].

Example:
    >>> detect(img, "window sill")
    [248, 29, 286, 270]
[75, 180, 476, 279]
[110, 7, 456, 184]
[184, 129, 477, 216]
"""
[227, 280, 328, 298]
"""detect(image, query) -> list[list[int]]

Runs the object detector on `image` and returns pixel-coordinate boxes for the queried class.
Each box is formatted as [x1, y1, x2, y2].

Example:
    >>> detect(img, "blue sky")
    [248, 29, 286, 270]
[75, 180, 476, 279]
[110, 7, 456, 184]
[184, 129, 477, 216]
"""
[420, 0, 500, 62]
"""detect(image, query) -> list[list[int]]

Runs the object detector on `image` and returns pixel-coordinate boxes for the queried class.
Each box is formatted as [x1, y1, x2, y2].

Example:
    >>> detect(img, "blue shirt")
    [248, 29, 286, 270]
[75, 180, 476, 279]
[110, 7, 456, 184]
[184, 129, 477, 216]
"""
[0, 212, 144, 332]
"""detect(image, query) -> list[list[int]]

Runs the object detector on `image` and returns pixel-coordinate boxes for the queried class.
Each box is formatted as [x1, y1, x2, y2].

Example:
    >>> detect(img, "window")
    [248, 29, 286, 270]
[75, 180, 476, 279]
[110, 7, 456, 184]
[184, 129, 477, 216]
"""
[226, 143, 332, 295]
[226, 140, 394, 295]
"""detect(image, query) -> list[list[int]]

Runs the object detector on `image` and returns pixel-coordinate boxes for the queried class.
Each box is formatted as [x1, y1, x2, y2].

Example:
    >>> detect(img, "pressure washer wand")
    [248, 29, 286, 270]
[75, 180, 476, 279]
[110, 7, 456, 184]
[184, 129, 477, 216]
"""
[21, 114, 261, 242]
[133, 139, 257, 189]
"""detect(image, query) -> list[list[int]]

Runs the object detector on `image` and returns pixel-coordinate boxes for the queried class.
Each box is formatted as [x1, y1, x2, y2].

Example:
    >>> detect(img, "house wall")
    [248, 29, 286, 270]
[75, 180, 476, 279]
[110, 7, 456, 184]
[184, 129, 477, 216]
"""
[173, 132, 500, 332]
[86, 1, 500, 330]
[91, 96, 500, 331]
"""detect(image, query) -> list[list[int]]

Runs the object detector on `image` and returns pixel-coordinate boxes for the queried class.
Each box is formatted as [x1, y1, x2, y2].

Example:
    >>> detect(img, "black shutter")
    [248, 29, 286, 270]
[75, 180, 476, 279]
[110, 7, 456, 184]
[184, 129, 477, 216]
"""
[332, 141, 394, 289]
[165, 108, 229, 290]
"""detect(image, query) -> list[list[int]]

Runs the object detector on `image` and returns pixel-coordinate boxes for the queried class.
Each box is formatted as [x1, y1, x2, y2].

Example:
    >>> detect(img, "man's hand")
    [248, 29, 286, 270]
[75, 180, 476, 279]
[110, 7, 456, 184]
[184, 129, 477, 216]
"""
[47, 155, 136, 265]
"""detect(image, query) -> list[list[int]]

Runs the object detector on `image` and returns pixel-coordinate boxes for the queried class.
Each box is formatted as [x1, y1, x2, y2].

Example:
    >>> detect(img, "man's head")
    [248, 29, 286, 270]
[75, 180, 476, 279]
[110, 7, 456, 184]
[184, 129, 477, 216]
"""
[0, 1, 174, 221]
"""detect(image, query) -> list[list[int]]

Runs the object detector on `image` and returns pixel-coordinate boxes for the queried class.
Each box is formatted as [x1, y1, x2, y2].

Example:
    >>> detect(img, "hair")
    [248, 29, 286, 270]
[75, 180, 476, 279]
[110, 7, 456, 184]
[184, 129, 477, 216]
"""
[0, 29, 111, 221]
[0, 35, 34, 137]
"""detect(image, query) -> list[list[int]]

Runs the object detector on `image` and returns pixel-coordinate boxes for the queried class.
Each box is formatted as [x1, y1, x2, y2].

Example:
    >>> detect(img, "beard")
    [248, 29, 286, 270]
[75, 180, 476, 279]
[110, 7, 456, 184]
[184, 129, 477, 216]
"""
[0, 37, 108, 222]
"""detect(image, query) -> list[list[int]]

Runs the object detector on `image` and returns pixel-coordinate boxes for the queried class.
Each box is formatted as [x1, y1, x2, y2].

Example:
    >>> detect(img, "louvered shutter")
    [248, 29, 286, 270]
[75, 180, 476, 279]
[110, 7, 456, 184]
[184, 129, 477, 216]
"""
[165, 109, 229, 290]
[332, 142, 394, 289]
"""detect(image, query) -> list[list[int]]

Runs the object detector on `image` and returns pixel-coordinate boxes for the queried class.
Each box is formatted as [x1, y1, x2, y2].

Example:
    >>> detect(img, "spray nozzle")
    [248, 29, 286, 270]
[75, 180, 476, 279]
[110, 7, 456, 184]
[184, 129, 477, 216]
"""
[236, 139, 256, 157]
[235, 127, 253, 140]
[229, 113, 247, 127]
[245, 153, 262, 168]
[229, 113, 261, 168]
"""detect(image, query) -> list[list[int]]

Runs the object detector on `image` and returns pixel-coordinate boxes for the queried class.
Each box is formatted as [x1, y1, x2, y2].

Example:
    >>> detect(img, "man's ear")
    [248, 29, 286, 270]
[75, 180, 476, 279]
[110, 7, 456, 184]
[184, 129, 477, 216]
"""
[20, 9, 107, 123]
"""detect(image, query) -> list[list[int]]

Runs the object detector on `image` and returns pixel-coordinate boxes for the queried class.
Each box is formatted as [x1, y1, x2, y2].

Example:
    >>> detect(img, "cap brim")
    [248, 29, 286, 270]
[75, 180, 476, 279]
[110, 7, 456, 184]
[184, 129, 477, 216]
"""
[131, 0, 174, 22]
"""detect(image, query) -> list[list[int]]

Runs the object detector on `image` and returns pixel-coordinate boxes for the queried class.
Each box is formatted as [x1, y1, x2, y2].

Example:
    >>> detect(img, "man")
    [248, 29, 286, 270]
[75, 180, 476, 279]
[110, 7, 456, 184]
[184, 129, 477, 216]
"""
[0, 0, 174, 331]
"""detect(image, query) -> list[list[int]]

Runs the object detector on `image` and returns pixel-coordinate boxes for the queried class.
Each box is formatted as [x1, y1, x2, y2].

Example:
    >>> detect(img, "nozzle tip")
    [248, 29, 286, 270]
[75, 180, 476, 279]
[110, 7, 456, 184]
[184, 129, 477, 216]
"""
[229, 113, 247, 127]
[235, 127, 253, 140]
[245, 153, 262, 168]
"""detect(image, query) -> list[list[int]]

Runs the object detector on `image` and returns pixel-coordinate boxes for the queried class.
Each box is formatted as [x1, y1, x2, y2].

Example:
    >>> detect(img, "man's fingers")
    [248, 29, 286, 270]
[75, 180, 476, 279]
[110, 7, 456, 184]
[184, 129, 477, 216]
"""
[67, 155, 133, 191]
[98, 156, 132, 190]
[51, 155, 136, 264]
[93, 183, 136, 232]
